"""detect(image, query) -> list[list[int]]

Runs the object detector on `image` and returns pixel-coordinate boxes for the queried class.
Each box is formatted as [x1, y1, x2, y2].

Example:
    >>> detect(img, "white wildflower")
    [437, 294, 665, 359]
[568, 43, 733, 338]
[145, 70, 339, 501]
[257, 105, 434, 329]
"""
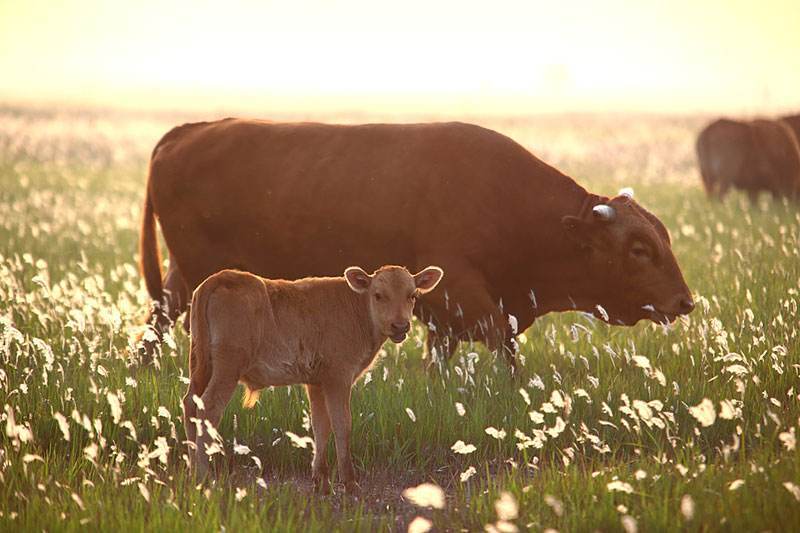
[495, 491, 518, 521]
[138, 482, 150, 503]
[403, 483, 445, 509]
[460, 466, 477, 482]
[408, 516, 433, 533]
[621, 515, 637, 533]
[607, 480, 634, 494]
[729, 479, 745, 491]
[518, 388, 530, 406]
[485, 427, 506, 440]
[233, 443, 252, 455]
[544, 494, 563, 517]
[784, 482, 800, 502]
[53, 412, 70, 441]
[529, 411, 545, 424]
[680, 494, 695, 520]
[285, 431, 314, 449]
[779, 428, 796, 451]
[451, 440, 477, 455]
[688, 398, 716, 427]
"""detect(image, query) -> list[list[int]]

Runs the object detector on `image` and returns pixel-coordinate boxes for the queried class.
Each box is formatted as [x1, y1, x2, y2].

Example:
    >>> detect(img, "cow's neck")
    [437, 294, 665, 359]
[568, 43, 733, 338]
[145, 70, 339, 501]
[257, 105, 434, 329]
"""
[502, 179, 609, 326]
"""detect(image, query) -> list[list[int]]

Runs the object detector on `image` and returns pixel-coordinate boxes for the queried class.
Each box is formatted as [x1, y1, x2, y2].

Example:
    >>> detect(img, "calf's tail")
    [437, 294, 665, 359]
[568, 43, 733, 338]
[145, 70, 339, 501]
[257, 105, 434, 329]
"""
[189, 286, 212, 397]
[242, 387, 261, 409]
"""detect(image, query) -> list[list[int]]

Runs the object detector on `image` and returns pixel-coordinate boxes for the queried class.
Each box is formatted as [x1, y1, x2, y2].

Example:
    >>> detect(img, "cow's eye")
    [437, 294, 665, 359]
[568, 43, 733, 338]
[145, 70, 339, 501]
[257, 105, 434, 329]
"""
[374, 293, 383, 301]
[630, 242, 651, 260]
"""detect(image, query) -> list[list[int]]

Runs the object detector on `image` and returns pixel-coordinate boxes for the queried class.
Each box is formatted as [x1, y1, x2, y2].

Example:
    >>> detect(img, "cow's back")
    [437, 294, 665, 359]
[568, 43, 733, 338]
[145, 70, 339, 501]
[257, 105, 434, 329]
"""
[751, 120, 800, 195]
[147, 119, 553, 290]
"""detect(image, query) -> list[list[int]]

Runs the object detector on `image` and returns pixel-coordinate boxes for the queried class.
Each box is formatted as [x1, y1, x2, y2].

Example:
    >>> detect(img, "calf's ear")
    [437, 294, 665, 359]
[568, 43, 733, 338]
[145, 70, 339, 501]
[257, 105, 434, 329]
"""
[413, 266, 444, 294]
[344, 267, 372, 293]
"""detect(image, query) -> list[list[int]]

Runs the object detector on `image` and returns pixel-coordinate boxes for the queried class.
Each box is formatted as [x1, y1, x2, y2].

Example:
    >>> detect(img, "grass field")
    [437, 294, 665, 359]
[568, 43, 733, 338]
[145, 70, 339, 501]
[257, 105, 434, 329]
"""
[1, 106, 798, 532]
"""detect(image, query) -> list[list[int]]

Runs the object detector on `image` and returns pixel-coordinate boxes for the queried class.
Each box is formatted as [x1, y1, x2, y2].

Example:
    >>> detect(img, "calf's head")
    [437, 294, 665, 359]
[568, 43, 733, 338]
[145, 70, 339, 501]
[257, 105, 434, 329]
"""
[561, 192, 694, 325]
[345, 265, 444, 342]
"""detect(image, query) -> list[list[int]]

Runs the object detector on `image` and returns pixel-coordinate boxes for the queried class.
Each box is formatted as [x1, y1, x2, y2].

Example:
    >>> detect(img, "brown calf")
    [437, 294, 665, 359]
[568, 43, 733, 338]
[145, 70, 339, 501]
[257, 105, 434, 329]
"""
[182, 265, 444, 492]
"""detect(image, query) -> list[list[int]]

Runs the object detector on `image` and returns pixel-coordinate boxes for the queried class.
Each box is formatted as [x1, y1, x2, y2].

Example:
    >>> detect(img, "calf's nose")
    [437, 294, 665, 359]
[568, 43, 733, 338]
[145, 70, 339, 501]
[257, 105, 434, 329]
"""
[391, 322, 410, 334]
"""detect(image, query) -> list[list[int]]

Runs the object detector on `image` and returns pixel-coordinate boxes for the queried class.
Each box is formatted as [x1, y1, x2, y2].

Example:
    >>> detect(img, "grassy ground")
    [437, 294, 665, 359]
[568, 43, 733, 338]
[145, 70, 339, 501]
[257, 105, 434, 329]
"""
[1, 106, 798, 531]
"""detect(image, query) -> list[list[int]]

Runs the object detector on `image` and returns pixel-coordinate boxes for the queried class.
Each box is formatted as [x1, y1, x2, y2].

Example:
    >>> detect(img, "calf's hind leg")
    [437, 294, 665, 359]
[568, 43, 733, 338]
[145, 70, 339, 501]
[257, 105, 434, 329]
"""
[193, 361, 239, 479]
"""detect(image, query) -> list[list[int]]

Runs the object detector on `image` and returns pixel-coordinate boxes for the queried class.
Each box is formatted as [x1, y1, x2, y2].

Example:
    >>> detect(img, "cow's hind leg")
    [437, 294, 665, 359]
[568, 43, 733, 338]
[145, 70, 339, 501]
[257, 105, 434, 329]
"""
[194, 362, 239, 480]
[163, 255, 190, 329]
[139, 256, 190, 363]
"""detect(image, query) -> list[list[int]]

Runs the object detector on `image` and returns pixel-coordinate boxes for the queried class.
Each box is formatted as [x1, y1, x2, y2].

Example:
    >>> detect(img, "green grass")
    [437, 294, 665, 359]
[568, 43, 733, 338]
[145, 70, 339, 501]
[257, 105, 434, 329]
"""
[1, 107, 799, 531]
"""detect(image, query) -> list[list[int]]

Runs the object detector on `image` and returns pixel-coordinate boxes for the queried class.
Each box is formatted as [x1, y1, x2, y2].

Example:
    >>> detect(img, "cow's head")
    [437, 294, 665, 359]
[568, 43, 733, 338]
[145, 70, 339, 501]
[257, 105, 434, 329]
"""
[561, 191, 694, 325]
[345, 265, 444, 342]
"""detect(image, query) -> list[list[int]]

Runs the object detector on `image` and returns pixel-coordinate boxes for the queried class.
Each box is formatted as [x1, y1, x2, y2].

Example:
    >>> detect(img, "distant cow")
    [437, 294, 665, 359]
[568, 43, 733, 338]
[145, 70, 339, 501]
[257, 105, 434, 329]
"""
[782, 113, 800, 140]
[696, 117, 800, 200]
[183, 265, 443, 492]
[140, 119, 694, 365]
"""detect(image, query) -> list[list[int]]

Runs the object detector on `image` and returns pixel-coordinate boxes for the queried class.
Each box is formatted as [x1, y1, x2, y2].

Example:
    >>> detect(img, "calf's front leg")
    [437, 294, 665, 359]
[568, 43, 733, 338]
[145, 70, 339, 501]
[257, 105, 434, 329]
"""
[306, 384, 332, 494]
[323, 381, 358, 494]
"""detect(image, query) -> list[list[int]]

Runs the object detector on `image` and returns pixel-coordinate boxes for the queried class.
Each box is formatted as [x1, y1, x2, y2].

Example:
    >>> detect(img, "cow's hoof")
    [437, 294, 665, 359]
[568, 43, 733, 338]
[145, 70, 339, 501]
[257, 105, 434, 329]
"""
[312, 476, 331, 495]
[343, 480, 360, 496]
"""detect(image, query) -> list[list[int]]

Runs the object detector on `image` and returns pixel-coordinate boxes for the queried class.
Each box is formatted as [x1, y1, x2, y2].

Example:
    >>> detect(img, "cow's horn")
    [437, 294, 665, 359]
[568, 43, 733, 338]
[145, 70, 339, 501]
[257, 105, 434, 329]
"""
[619, 187, 634, 198]
[592, 204, 616, 221]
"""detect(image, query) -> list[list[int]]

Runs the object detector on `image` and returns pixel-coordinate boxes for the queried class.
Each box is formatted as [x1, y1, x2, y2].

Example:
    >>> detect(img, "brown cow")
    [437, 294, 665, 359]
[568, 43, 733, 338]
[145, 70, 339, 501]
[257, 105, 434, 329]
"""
[140, 119, 694, 365]
[183, 265, 444, 492]
[696, 117, 800, 200]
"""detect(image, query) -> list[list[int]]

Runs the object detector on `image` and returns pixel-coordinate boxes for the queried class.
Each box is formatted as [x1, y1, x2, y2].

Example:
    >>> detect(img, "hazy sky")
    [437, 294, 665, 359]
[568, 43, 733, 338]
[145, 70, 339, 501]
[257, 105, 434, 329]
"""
[1, 0, 799, 114]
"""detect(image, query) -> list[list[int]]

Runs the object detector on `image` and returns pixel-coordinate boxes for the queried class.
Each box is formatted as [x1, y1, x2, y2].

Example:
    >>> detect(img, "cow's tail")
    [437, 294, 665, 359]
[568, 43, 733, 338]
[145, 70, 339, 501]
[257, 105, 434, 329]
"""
[140, 179, 163, 302]
[189, 284, 213, 397]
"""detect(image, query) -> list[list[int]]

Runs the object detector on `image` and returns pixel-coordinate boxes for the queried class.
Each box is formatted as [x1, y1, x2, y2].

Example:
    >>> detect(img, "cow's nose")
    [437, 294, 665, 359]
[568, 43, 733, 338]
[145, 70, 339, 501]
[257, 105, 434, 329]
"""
[677, 296, 695, 314]
[391, 322, 410, 334]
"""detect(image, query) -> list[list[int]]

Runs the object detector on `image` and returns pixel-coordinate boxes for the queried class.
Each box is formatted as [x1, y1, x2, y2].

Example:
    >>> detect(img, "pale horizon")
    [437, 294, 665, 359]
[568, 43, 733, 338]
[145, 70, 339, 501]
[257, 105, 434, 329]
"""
[2, 0, 799, 116]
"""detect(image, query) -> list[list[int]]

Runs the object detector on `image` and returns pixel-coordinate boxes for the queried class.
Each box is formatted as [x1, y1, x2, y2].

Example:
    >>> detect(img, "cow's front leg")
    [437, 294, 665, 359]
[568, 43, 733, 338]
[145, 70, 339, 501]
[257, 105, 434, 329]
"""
[323, 381, 358, 494]
[423, 270, 515, 370]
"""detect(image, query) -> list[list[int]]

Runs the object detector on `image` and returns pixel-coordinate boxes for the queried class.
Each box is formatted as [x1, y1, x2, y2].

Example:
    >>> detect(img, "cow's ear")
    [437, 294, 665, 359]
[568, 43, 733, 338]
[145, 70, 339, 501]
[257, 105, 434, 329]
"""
[413, 266, 444, 295]
[344, 267, 372, 293]
[561, 216, 595, 247]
